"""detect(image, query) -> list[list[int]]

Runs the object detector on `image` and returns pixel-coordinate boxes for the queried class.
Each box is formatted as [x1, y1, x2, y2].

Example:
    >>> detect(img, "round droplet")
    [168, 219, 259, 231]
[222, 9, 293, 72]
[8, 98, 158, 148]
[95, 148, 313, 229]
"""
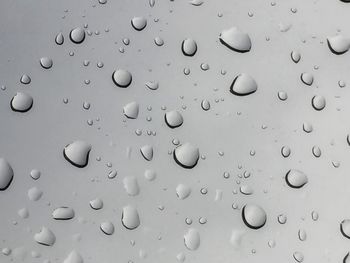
[327, 35, 350, 55]
[300, 73, 313, 86]
[11, 92, 33, 112]
[285, 169, 308, 188]
[121, 205, 140, 230]
[311, 95, 326, 111]
[20, 74, 31, 84]
[241, 204, 267, 229]
[144, 169, 156, 181]
[100, 221, 115, 235]
[0, 158, 14, 190]
[230, 73, 257, 96]
[131, 17, 147, 31]
[112, 69, 132, 88]
[63, 140, 92, 168]
[30, 169, 40, 180]
[182, 38, 197, 56]
[40, 57, 53, 69]
[303, 122, 313, 133]
[219, 27, 252, 53]
[165, 111, 184, 128]
[90, 198, 103, 210]
[281, 146, 291, 158]
[70, 27, 85, 44]
[174, 143, 199, 169]
[278, 91, 288, 101]
[184, 228, 200, 250]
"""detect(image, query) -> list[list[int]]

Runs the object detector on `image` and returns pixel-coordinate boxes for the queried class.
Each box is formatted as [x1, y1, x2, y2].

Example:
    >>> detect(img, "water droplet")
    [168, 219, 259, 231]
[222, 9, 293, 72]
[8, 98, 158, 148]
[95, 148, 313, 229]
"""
[293, 251, 304, 262]
[10, 92, 33, 112]
[140, 145, 153, 161]
[181, 38, 197, 56]
[18, 208, 29, 219]
[278, 214, 287, 224]
[298, 229, 307, 241]
[184, 228, 200, 250]
[281, 146, 291, 157]
[55, 32, 64, 45]
[0, 158, 14, 190]
[145, 81, 159, 90]
[327, 35, 350, 55]
[291, 50, 301, 63]
[131, 17, 147, 31]
[230, 73, 257, 96]
[303, 122, 313, 133]
[63, 140, 92, 168]
[174, 143, 199, 169]
[20, 74, 31, 85]
[123, 102, 139, 119]
[100, 221, 115, 235]
[176, 184, 191, 199]
[144, 169, 156, 181]
[90, 198, 103, 210]
[63, 250, 84, 263]
[121, 205, 140, 230]
[30, 169, 40, 180]
[340, 219, 350, 238]
[311, 95, 326, 111]
[165, 111, 184, 128]
[70, 27, 85, 44]
[34, 227, 56, 246]
[219, 27, 252, 53]
[123, 176, 140, 196]
[300, 72, 313, 86]
[285, 169, 308, 188]
[201, 99, 210, 111]
[112, 69, 132, 88]
[278, 91, 288, 101]
[28, 187, 43, 201]
[52, 207, 75, 220]
[39, 57, 53, 69]
[241, 204, 267, 229]
[312, 146, 321, 158]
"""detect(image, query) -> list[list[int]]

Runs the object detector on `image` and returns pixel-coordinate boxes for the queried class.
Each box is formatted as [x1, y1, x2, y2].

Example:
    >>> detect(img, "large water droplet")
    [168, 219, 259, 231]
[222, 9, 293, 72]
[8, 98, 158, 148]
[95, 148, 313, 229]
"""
[70, 27, 85, 44]
[242, 204, 267, 229]
[39, 57, 53, 69]
[181, 38, 197, 56]
[311, 95, 326, 111]
[300, 72, 313, 86]
[63, 140, 92, 168]
[184, 228, 200, 250]
[174, 143, 199, 169]
[34, 227, 56, 246]
[121, 205, 140, 230]
[123, 102, 139, 119]
[10, 92, 33, 112]
[285, 169, 308, 188]
[131, 17, 147, 31]
[327, 35, 350, 55]
[230, 73, 257, 96]
[219, 27, 252, 53]
[112, 69, 132, 88]
[52, 207, 75, 220]
[165, 111, 184, 128]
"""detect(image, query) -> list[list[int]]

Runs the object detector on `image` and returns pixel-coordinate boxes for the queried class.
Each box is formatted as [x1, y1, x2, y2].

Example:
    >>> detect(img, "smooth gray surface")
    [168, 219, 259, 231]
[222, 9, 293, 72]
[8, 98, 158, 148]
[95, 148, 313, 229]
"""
[0, 0, 350, 262]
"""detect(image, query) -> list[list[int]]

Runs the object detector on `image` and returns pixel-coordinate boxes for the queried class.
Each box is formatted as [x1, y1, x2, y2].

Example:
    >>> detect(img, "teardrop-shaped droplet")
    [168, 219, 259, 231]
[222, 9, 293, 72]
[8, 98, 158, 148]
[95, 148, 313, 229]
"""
[121, 205, 140, 230]
[285, 169, 308, 188]
[291, 50, 301, 63]
[140, 145, 153, 161]
[230, 73, 257, 96]
[55, 32, 64, 45]
[311, 95, 326, 111]
[184, 228, 200, 250]
[10, 92, 33, 112]
[39, 57, 53, 69]
[112, 69, 132, 88]
[100, 221, 115, 235]
[0, 158, 14, 191]
[131, 17, 147, 31]
[63, 250, 84, 263]
[181, 38, 197, 56]
[34, 227, 56, 246]
[70, 27, 85, 44]
[20, 74, 31, 84]
[298, 229, 307, 241]
[219, 27, 252, 53]
[63, 140, 92, 168]
[123, 102, 139, 119]
[176, 184, 191, 200]
[174, 143, 199, 169]
[241, 204, 267, 229]
[300, 72, 313, 86]
[165, 111, 184, 128]
[327, 35, 350, 55]
[52, 207, 75, 220]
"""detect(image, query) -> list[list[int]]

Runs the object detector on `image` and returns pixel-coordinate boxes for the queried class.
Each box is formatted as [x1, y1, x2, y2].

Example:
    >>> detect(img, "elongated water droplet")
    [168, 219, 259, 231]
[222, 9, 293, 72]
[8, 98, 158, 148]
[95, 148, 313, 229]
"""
[291, 50, 301, 63]
[219, 27, 252, 53]
[184, 228, 200, 250]
[181, 38, 197, 56]
[55, 32, 64, 45]
[52, 207, 75, 220]
[0, 158, 14, 191]
[121, 205, 140, 230]
[201, 99, 210, 111]
[145, 81, 159, 90]
[100, 221, 115, 235]
[63, 140, 91, 168]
